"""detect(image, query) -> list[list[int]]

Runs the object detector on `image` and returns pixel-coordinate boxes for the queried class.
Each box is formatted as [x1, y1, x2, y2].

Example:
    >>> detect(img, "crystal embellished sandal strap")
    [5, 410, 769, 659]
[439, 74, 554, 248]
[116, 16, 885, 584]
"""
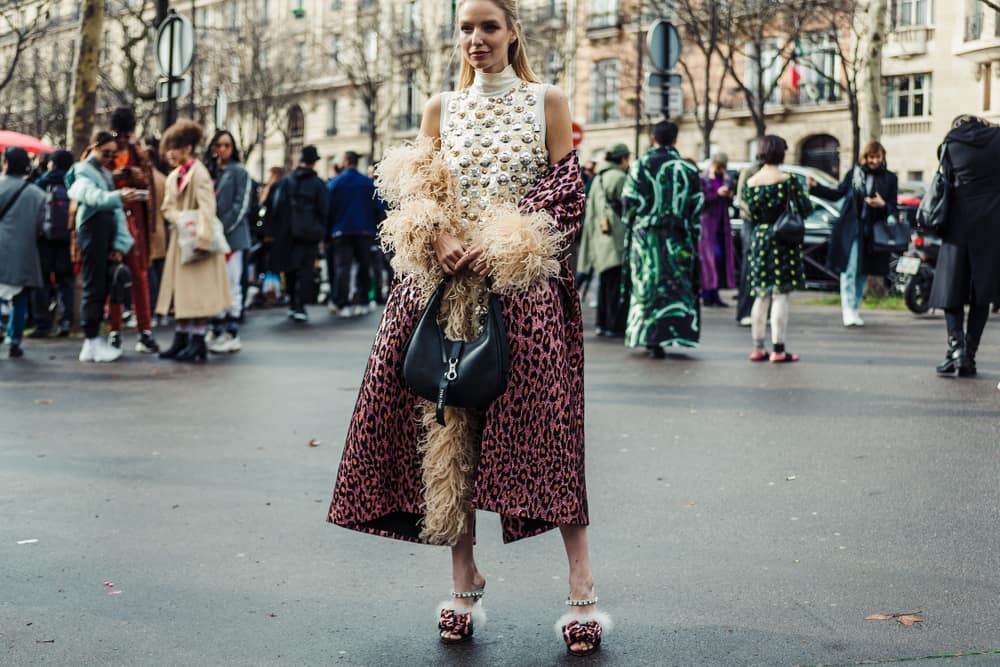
[452, 589, 485, 601]
[566, 596, 598, 607]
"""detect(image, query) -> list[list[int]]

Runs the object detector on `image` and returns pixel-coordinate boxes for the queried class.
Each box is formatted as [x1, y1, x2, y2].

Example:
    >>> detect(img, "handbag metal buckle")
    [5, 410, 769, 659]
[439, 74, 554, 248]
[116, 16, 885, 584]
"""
[445, 358, 459, 382]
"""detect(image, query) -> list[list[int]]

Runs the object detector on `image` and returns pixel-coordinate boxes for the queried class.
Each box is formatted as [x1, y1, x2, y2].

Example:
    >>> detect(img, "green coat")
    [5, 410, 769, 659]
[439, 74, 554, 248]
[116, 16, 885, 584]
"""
[577, 161, 627, 275]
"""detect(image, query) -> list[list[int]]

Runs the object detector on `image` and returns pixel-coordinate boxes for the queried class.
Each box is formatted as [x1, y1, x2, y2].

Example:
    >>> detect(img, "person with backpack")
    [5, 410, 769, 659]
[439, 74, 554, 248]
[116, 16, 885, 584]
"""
[106, 107, 160, 355]
[0, 147, 48, 359]
[269, 146, 329, 322]
[29, 149, 76, 338]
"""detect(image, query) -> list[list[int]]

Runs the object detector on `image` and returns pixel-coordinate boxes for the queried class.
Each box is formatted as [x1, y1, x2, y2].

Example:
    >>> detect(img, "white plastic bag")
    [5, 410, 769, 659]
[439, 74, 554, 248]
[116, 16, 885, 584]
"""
[176, 211, 230, 264]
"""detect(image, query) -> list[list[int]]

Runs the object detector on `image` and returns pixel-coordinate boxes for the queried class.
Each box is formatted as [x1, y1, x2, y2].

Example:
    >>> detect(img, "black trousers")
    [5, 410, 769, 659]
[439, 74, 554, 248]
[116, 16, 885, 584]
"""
[31, 240, 74, 330]
[596, 266, 626, 334]
[330, 235, 373, 308]
[77, 214, 116, 339]
[945, 305, 989, 355]
[736, 223, 753, 321]
[285, 243, 318, 311]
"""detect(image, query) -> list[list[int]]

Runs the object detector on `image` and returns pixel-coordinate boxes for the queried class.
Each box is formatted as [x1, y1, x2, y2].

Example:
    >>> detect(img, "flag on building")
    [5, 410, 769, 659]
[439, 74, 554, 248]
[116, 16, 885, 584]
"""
[788, 40, 803, 94]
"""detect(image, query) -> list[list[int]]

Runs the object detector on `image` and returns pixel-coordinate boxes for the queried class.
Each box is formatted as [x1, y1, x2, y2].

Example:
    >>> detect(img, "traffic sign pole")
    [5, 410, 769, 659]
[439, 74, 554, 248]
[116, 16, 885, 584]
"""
[165, 14, 177, 130]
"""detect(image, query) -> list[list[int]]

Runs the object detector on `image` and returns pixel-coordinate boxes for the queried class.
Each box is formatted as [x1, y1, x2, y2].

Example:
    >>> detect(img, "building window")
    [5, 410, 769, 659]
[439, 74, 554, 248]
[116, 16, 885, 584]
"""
[884, 73, 931, 118]
[330, 34, 342, 64]
[365, 31, 378, 62]
[327, 99, 338, 136]
[965, 1, 984, 41]
[589, 59, 619, 122]
[398, 69, 420, 130]
[891, 0, 930, 28]
[261, 0, 270, 24]
[587, 0, 620, 30]
[744, 40, 782, 105]
[798, 33, 839, 104]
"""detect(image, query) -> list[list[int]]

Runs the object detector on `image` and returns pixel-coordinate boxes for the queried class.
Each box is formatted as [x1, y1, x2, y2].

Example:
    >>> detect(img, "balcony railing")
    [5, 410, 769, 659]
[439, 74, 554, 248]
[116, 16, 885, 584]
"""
[966, 13, 984, 42]
[586, 12, 621, 32]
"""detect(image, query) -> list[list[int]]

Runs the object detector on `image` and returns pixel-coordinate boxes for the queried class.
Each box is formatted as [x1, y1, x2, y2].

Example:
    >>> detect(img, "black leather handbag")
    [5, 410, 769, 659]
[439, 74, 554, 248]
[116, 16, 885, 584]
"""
[107, 262, 133, 305]
[871, 215, 911, 254]
[402, 279, 511, 426]
[914, 142, 951, 236]
[770, 196, 805, 245]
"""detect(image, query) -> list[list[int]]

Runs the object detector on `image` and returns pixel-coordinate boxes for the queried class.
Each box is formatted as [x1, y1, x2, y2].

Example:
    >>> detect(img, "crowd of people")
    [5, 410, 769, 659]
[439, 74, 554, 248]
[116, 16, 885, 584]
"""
[0, 108, 387, 362]
[575, 117, 999, 373]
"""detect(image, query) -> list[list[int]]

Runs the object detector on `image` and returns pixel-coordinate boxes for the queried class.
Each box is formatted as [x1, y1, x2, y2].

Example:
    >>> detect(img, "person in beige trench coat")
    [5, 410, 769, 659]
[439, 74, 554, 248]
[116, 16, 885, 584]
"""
[155, 120, 231, 362]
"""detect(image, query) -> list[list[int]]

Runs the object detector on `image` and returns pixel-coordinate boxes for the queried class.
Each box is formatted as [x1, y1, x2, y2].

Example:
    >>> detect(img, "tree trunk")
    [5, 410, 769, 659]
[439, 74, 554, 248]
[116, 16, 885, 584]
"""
[860, 0, 887, 144]
[67, 0, 104, 157]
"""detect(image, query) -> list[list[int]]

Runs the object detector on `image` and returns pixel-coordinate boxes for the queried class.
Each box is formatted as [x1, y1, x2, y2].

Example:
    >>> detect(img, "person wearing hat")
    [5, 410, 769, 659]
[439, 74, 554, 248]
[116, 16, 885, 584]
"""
[577, 143, 630, 337]
[0, 147, 48, 359]
[269, 145, 329, 322]
[699, 152, 737, 307]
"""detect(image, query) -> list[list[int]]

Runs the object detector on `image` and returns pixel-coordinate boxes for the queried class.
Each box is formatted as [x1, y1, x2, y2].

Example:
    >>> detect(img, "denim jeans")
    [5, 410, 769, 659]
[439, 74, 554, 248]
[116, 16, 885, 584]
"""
[840, 238, 867, 311]
[5, 290, 29, 345]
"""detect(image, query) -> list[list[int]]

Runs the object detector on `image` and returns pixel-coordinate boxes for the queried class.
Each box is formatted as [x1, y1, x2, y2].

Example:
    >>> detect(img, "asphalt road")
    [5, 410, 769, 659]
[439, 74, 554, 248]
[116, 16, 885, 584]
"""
[2, 295, 999, 667]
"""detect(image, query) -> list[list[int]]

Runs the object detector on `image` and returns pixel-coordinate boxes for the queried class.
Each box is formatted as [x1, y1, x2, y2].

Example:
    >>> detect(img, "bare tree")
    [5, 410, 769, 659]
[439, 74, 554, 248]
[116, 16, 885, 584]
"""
[859, 0, 887, 143]
[68, 0, 104, 155]
[720, 0, 819, 138]
[672, 0, 732, 159]
[0, 0, 51, 98]
[334, 10, 394, 160]
[97, 0, 159, 115]
[798, 0, 864, 162]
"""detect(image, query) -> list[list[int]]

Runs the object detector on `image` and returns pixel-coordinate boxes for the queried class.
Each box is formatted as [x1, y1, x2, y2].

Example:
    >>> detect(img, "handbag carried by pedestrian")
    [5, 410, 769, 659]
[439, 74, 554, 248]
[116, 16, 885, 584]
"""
[915, 143, 951, 235]
[402, 279, 511, 426]
[770, 193, 805, 245]
[176, 211, 230, 264]
[871, 214, 911, 254]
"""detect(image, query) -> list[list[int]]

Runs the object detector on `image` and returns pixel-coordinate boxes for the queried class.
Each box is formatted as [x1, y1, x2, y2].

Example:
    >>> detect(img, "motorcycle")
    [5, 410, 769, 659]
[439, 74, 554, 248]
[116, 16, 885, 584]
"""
[893, 229, 940, 314]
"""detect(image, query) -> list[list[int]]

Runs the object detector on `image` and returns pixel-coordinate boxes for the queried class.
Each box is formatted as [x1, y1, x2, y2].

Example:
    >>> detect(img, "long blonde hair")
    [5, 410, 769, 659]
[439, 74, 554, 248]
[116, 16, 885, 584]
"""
[456, 0, 540, 89]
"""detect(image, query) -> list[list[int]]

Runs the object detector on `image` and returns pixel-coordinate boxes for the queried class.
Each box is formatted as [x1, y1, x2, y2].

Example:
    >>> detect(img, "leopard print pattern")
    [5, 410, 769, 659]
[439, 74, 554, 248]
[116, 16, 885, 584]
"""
[562, 620, 603, 649]
[328, 152, 587, 545]
[438, 609, 474, 639]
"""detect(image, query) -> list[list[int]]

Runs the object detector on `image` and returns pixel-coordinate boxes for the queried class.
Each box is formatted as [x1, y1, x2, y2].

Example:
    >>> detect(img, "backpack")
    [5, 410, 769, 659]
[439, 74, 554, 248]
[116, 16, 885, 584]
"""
[284, 177, 326, 243]
[42, 183, 71, 242]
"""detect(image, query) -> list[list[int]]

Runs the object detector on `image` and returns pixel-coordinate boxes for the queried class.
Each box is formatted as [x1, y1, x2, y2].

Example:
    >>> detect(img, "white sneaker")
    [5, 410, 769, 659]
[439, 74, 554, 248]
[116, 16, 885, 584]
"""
[336, 306, 353, 319]
[328, 302, 340, 315]
[225, 334, 242, 353]
[207, 331, 232, 353]
[79, 337, 97, 362]
[843, 308, 864, 327]
[244, 285, 260, 309]
[81, 337, 122, 362]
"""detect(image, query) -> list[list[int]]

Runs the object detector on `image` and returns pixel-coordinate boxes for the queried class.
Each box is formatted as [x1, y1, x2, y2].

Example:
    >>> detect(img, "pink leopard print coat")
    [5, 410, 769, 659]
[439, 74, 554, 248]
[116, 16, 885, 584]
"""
[328, 151, 587, 544]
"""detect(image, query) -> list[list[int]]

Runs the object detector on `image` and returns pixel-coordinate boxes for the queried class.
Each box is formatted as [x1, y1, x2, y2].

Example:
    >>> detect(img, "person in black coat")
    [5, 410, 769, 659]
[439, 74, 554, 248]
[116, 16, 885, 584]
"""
[269, 146, 329, 322]
[809, 141, 898, 328]
[928, 115, 1000, 378]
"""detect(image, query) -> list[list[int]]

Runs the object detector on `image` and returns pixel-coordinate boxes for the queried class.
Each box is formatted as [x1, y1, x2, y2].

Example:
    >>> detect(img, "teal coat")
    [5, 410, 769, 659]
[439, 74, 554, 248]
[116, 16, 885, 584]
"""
[577, 160, 627, 275]
[65, 158, 134, 254]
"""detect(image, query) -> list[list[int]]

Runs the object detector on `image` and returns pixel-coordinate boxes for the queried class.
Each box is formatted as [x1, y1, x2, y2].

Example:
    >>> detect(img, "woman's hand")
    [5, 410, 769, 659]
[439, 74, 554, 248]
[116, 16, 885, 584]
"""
[453, 243, 491, 277]
[865, 192, 886, 208]
[434, 231, 467, 275]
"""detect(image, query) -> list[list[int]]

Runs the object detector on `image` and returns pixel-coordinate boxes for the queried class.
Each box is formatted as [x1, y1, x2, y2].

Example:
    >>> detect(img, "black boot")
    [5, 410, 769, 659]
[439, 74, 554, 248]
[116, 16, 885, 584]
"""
[175, 333, 207, 362]
[158, 331, 190, 359]
[959, 341, 978, 378]
[935, 334, 963, 374]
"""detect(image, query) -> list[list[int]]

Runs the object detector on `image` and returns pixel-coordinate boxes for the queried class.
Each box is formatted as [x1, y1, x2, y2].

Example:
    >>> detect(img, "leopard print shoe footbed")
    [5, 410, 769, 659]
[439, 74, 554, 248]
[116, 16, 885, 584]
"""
[438, 600, 487, 640]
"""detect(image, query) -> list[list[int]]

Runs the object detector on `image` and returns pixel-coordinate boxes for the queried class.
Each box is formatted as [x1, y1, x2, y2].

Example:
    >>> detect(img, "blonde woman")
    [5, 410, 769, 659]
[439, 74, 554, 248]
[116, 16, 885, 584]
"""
[328, 0, 608, 656]
[156, 120, 231, 362]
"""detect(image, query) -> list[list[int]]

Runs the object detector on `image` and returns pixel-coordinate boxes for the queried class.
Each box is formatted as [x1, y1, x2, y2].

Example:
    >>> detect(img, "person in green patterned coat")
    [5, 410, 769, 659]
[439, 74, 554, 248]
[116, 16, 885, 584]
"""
[621, 121, 704, 358]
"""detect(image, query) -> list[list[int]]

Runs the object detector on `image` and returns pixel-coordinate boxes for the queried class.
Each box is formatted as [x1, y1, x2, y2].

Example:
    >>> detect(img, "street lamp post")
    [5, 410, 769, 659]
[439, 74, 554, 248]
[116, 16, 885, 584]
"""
[634, 0, 644, 158]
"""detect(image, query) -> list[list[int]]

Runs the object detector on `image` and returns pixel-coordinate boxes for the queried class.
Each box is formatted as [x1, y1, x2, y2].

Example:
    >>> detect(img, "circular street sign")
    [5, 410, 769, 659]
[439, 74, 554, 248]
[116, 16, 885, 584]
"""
[571, 122, 584, 147]
[155, 13, 195, 78]
[647, 20, 681, 73]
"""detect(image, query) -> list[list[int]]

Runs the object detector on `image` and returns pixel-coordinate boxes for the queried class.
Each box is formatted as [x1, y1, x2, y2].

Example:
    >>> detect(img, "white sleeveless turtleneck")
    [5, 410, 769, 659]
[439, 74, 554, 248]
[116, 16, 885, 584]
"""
[439, 66, 550, 232]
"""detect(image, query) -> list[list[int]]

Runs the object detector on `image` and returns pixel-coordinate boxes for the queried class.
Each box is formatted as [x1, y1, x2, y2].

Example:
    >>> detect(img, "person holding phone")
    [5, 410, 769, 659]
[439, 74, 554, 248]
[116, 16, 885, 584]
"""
[107, 106, 160, 355]
[699, 153, 737, 307]
[809, 142, 898, 327]
[66, 131, 141, 362]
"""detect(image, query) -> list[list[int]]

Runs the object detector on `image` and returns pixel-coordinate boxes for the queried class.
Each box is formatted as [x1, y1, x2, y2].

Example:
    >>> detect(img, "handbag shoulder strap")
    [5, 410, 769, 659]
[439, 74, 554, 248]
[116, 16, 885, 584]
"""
[0, 180, 31, 222]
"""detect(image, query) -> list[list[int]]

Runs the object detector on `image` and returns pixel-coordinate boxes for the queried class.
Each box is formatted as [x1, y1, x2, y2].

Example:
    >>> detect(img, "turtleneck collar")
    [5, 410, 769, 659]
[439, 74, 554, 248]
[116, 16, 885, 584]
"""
[469, 65, 520, 96]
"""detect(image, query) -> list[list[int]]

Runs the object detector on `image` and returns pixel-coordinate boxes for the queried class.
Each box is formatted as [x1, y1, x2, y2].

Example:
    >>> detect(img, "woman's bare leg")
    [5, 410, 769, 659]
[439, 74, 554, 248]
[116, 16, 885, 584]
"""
[560, 525, 597, 652]
[441, 512, 485, 641]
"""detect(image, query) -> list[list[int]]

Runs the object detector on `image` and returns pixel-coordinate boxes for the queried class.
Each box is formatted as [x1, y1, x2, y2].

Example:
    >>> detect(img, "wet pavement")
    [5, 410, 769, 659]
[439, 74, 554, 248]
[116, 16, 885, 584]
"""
[2, 296, 999, 666]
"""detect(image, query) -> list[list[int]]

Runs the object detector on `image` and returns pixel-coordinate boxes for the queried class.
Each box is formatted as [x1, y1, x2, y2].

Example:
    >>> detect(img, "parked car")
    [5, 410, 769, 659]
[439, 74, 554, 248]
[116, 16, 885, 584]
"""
[896, 180, 926, 226]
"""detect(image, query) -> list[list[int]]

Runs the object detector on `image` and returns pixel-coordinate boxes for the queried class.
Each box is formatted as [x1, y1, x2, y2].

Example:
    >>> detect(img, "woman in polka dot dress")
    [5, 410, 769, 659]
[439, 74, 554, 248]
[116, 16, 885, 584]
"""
[742, 135, 813, 362]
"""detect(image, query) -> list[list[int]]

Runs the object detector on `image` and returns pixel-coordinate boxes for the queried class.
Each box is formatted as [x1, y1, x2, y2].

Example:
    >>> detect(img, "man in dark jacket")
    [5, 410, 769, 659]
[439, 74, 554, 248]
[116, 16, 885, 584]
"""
[29, 149, 76, 338]
[271, 145, 329, 322]
[0, 147, 47, 358]
[326, 151, 384, 318]
[809, 142, 898, 328]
